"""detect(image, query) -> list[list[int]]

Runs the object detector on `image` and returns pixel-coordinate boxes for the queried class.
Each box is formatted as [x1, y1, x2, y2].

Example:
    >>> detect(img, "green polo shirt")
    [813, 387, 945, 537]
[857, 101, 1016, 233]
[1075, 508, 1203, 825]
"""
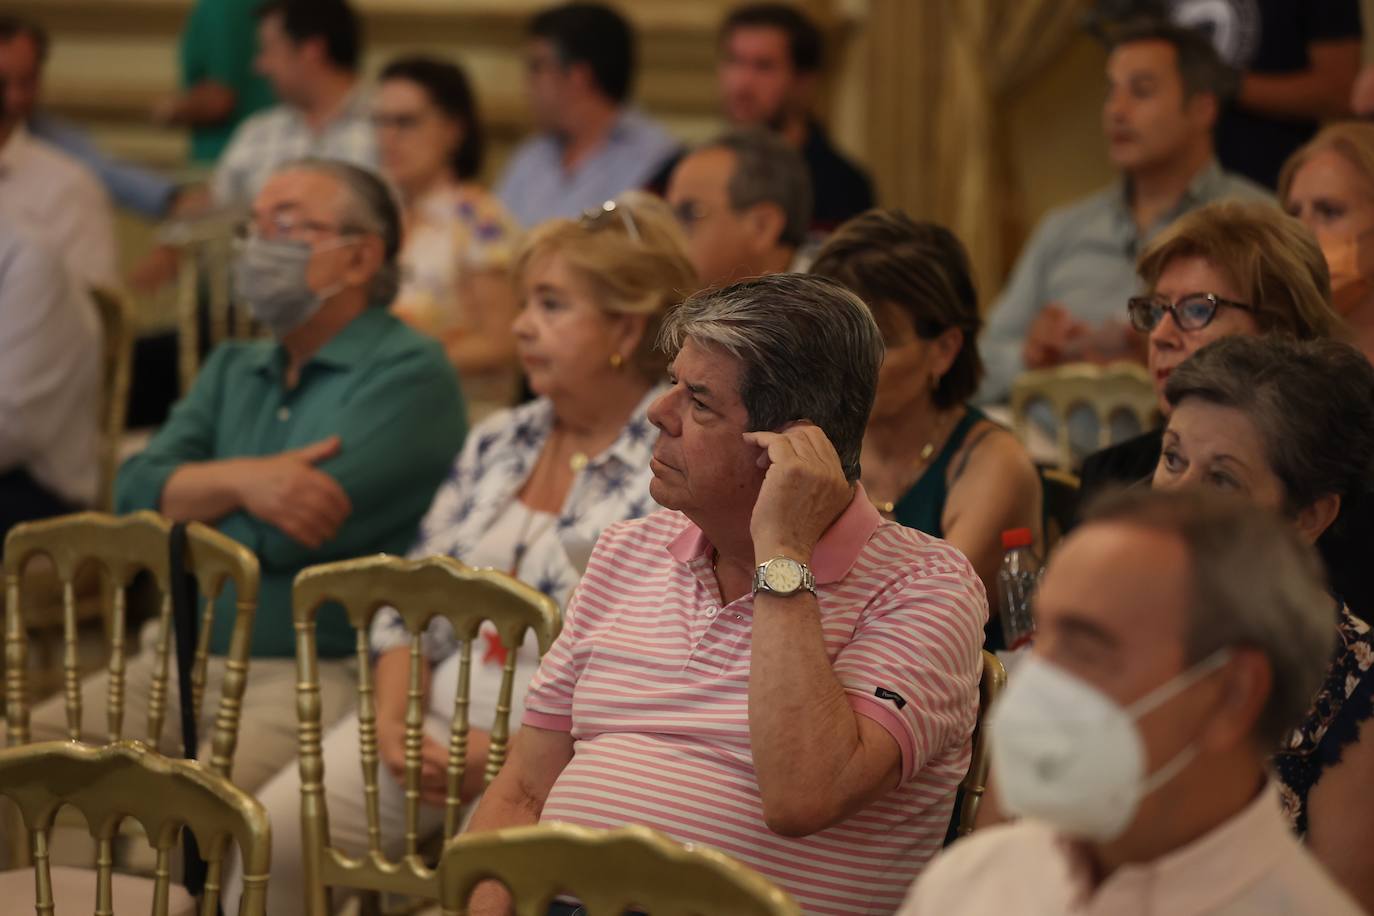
[180, 0, 277, 163]
[115, 308, 467, 658]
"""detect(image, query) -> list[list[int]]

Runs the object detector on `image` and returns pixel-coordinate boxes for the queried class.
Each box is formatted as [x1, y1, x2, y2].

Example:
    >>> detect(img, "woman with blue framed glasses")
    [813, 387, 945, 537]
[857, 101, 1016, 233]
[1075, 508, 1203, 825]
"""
[1079, 199, 1374, 620]
[1080, 200, 1343, 497]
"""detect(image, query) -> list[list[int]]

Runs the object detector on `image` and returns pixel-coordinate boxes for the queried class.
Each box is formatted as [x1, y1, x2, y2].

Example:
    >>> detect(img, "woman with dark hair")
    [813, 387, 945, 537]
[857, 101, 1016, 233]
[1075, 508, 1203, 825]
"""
[812, 210, 1040, 634]
[374, 55, 521, 421]
[1154, 334, 1374, 910]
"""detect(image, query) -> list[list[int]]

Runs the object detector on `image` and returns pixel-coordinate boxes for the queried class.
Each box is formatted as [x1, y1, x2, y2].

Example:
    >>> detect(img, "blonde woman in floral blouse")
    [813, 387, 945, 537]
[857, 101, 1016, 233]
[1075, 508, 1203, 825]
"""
[231, 191, 698, 915]
[1153, 335, 1374, 912]
[375, 56, 523, 422]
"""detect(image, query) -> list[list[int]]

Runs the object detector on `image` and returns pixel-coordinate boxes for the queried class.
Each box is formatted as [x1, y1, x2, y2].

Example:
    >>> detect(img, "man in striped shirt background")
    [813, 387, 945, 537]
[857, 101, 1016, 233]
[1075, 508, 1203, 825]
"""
[466, 274, 988, 915]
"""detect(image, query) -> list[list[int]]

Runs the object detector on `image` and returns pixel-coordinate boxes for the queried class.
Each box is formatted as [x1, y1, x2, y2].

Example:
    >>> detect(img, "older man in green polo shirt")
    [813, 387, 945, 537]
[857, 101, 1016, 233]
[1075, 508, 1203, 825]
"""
[25, 158, 467, 792]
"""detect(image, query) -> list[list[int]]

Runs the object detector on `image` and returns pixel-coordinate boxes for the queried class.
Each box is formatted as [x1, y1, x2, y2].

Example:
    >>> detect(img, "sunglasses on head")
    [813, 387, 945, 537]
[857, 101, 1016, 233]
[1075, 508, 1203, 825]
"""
[580, 199, 641, 243]
[1126, 292, 1256, 333]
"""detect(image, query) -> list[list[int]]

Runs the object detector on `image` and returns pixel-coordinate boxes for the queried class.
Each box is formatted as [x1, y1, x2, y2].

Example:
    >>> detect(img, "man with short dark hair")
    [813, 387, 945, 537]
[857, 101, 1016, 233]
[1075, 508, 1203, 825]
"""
[465, 274, 986, 915]
[130, 0, 378, 293]
[210, 0, 376, 207]
[902, 488, 1362, 915]
[496, 2, 678, 227]
[978, 21, 1271, 404]
[666, 128, 813, 288]
[650, 3, 873, 233]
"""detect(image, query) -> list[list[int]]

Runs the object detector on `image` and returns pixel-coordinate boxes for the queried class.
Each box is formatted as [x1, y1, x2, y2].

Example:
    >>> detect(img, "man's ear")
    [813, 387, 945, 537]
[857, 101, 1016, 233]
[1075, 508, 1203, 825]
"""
[345, 236, 386, 289]
[1185, 90, 1219, 133]
[744, 201, 787, 252]
[1200, 648, 1271, 754]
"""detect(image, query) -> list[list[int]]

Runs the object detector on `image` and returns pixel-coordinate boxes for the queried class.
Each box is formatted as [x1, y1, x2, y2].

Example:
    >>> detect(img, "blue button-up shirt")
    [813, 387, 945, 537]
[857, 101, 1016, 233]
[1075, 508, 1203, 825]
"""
[28, 113, 178, 219]
[495, 108, 679, 228]
[977, 160, 1272, 403]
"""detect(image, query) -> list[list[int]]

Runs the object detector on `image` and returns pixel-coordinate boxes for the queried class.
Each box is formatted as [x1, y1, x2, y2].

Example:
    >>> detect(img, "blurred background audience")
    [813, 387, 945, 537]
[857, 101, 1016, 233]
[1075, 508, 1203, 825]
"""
[10, 0, 1374, 912]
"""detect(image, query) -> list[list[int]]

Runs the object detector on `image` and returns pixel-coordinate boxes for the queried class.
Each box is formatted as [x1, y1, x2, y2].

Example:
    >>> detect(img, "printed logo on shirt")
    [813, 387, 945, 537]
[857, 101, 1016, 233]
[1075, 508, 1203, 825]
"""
[874, 687, 907, 709]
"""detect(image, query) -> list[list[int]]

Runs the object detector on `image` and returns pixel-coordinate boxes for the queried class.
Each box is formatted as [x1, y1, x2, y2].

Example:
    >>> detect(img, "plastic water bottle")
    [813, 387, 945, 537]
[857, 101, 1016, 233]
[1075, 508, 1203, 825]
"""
[998, 528, 1039, 650]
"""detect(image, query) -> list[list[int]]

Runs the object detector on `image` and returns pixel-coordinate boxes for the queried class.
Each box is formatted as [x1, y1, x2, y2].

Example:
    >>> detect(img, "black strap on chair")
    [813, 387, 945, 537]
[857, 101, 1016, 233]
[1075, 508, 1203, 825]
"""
[169, 523, 209, 899]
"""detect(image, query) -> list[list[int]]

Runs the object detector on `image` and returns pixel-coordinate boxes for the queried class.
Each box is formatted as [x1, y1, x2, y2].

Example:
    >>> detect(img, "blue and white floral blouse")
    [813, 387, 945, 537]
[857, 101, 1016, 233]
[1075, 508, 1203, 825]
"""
[370, 384, 665, 663]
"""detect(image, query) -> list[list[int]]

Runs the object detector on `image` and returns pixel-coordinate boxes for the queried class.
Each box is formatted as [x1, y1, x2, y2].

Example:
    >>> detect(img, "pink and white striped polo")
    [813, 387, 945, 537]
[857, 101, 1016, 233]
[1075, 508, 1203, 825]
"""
[522, 493, 988, 915]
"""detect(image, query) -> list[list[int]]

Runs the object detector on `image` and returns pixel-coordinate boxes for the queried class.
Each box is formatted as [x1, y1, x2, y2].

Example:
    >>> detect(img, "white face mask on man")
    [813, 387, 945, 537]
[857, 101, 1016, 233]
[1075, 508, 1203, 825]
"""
[988, 648, 1231, 842]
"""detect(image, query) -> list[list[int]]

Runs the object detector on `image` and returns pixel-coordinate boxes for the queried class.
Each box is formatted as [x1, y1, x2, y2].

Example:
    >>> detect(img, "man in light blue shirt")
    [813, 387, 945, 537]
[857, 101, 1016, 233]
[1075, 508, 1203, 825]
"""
[978, 21, 1271, 405]
[496, 3, 679, 228]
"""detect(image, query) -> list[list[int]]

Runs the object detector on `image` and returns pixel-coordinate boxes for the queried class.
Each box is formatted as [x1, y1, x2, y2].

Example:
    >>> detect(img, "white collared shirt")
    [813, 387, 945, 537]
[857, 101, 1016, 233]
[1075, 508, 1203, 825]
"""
[902, 782, 1363, 916]
[210, 89, 378, 207]
[0, 126, 117, 289]
[0, 219, 100, 506]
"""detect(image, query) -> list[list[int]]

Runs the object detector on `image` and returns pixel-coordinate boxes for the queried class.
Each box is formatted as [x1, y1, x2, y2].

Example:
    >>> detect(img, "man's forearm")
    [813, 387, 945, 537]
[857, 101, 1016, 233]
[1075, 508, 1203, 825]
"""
[1240, 71, 1354, 120]
[465, 763, 546, 833]
[748, 588, 874, 833]
[159, 458, 254, 522]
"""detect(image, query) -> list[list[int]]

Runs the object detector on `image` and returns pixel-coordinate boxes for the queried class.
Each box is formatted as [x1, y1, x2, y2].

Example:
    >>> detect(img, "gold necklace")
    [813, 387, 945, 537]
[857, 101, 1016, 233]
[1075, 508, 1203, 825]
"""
[871, 411, 955, 516]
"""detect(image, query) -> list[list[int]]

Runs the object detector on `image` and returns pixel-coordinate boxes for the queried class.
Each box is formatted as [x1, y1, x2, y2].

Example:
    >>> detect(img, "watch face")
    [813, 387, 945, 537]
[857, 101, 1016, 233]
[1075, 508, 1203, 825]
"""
[763, 558, 804, 593]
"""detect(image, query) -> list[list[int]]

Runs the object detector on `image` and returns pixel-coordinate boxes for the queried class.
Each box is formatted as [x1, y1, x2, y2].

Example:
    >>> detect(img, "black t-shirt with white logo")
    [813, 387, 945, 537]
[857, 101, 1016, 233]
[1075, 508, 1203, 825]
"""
[1168, 0, 1362, 189]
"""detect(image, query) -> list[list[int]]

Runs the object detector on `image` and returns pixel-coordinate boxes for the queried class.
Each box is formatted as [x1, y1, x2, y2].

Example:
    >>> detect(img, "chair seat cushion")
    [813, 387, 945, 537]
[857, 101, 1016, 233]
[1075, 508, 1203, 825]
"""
[0, 864, 196, 915]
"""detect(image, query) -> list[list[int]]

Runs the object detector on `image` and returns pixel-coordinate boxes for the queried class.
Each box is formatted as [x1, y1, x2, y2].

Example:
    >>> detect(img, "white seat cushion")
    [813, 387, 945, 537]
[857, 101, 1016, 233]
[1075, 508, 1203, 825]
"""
[0, 865, 197, 915]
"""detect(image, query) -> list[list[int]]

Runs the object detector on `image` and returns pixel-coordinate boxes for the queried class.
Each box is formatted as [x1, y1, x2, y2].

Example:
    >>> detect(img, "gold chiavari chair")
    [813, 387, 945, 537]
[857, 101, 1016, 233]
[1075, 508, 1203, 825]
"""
[165, 213, 258, 393]
[4, 511, 259, 782]
[1009, 361, 1158, 471]
[954, 650, 1008, 836]
[292, 555, 561, 915]
[438, 822, 802, 916]
[88, 286, 136, 513]
[0, 740, 270, 915]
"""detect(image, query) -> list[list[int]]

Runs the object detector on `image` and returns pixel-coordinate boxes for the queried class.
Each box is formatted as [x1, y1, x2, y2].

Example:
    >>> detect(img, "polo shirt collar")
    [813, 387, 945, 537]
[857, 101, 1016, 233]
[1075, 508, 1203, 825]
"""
[666, 483, 882, 584]
[249, 307, 390, 379]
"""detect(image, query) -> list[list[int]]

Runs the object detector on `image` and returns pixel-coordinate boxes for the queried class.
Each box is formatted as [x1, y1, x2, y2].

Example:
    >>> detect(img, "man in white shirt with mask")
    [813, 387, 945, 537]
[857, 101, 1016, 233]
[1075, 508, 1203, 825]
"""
[902, 488, 1361, 916]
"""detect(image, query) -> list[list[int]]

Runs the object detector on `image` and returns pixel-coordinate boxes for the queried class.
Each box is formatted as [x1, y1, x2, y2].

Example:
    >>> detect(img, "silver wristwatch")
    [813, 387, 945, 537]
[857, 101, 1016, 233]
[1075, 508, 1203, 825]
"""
[752, 556, 816, 598]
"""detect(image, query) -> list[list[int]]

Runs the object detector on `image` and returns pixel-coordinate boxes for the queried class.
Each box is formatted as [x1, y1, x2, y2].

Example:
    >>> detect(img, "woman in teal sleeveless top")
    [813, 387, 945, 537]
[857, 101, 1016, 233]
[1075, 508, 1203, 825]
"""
[812, 212, 1042, 648]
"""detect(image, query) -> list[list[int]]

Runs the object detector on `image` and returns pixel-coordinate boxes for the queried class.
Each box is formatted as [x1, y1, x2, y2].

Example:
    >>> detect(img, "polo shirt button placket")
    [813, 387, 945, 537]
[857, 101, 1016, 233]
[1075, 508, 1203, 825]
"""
[276, 405, 290, 422]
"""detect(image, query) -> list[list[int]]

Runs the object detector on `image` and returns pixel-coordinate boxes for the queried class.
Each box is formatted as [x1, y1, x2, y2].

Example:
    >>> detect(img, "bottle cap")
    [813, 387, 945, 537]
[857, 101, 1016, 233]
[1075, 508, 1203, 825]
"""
[1001, 528, 1034, 550]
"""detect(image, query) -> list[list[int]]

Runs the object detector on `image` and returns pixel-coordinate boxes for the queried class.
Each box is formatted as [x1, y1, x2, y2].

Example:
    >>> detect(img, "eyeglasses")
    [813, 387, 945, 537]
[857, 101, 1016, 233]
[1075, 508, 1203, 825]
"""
[233, 213, 364, 246]
[580, 199, 641, 243]
[671, 200, 711, 231]
[1126, 292, 1257, 333]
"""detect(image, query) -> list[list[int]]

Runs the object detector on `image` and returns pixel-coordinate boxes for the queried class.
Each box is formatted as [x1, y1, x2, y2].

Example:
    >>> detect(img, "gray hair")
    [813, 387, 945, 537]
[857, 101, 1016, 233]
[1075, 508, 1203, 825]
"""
[700, 128, 812, 249]
[658, 273, 883, 481]
[1083, 487, 1337, 752]
[1163, 336, 1374, 517]
[278, 158, 403, 309]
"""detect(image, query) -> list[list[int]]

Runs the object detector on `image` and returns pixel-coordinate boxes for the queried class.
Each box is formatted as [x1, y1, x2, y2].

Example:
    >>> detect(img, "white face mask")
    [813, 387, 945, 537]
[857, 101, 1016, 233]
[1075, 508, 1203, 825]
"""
[988, 649, 1230, 842]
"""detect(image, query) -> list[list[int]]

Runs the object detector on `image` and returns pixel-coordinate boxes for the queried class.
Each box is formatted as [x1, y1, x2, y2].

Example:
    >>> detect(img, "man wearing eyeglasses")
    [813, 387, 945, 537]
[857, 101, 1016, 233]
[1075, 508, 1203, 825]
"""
[976, 21, 1272, 406]
[19, 159, 466, 794]
[665, 128, 814, 290]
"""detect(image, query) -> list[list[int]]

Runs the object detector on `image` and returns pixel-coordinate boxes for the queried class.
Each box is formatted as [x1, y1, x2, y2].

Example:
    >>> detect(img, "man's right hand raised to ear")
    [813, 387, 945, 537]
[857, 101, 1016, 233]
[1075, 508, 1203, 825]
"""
[237, 435, 352, 549]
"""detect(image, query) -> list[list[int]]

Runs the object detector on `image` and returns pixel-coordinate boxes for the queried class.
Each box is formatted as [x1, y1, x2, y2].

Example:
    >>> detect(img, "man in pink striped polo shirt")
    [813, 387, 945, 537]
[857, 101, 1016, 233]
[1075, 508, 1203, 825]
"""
[466, 274, 988, 915]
